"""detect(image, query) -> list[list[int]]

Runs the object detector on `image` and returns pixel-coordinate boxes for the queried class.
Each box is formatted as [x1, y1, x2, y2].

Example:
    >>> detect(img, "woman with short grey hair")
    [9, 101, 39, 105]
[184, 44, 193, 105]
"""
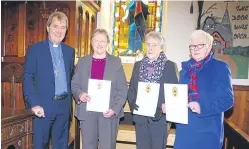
[128, 31, 178, 149]
[72, 28, 127, 149]
[91, 29, 110, 44]
[145, 31, 165, 49]
[172, 30, 234, 149]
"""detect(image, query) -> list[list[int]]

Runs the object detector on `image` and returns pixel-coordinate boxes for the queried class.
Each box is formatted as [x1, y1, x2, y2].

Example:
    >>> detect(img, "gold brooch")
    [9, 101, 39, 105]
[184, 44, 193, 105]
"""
[145, 84, 151, 93]
[97, 82, 102, 89]
[172, 86, 178, 97]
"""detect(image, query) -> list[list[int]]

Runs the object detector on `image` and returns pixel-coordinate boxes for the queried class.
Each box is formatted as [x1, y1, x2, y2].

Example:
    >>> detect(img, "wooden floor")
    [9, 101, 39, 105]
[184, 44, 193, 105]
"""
[80, 124, 175, 149]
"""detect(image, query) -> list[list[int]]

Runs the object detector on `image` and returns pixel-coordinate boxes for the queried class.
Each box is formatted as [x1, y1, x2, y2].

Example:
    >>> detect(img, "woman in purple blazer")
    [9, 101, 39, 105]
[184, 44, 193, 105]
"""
[167, 30, 234, 149]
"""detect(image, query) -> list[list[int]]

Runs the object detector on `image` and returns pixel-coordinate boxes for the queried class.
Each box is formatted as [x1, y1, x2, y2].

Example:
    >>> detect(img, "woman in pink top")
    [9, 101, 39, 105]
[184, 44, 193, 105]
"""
[71, 29, 128, 149]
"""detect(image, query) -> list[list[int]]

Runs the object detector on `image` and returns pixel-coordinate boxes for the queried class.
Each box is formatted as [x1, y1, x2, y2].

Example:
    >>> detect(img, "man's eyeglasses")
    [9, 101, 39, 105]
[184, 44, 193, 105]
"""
[189, 44, 206, 50]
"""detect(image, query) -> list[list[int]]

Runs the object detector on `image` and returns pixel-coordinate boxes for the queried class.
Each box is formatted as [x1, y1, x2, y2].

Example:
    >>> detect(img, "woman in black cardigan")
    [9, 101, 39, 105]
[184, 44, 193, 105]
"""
[127, 31, 178, 149]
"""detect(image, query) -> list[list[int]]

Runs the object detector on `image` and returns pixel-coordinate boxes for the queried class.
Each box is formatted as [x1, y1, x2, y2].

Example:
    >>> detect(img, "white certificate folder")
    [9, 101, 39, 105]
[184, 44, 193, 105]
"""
[87, 79, 111, 112]
[164, 84, 188, 124]
[133, 82, 160, 117]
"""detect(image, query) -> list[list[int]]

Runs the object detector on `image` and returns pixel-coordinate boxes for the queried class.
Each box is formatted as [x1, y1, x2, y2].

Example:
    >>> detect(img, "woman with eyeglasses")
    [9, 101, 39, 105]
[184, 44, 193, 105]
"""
[171, 30, 234, 149]
[127, 31, 178, 149]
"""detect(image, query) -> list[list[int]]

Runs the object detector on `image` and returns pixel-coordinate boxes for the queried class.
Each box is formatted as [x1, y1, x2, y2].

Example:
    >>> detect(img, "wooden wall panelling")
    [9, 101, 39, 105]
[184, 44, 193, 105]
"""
[14, 83, 25, 109]
[87, 13, 96, 55]
[76, 2, 86, 58]
[1, 83, 11, 107]
[243, 90, 249, 135]
[226, 86, 249, 135]
[17, 2, 26, 57]
[38, 3, 48, 42]
[26, 2, 40, 52]
[90, 16, 96, 53]
[1, 57, 24, 64]
[2, 2, 6, 57]
[226, 90, 239, 126]
[74, 4, 79, 59]
[91, 16, 96, 34]
[1, 82, 25, 109]
[77, 5, 83, 58]
[81, 7, 86, 57]
[66, 1, 76, 48]
[1, 0, 27, 110]
[1, 63, 24, 109]
[234, 91, 247, 132]
[2, 2, 19, 57]
[84, 11, 90, 56]
[1, 83, 4, 106]
[237, 90, 249, 135]
[1, 4, 24, 62]
[239, 90, 249, 135]
[77, 2, 85, 58]
[77, 1, 99, 56]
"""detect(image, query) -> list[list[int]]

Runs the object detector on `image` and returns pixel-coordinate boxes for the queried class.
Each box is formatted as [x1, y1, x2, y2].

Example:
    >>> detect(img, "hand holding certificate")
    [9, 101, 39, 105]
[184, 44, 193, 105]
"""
[164, 84, 188, 124]
[133, 82, 160, 117]
[87, 79, 111, 112]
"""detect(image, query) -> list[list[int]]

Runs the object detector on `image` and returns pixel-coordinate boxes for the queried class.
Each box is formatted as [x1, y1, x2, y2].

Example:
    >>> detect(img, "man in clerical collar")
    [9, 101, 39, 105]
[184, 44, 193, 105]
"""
[23, 11, 75, 149]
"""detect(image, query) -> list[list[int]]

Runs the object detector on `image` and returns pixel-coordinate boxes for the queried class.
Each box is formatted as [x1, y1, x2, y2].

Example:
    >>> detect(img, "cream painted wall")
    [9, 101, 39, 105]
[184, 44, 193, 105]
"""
[164, 1, 197, 71]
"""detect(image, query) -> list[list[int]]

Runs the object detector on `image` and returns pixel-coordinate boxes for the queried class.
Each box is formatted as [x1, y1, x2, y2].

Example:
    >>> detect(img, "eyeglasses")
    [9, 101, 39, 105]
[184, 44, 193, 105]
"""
[189, 44, 206, 50]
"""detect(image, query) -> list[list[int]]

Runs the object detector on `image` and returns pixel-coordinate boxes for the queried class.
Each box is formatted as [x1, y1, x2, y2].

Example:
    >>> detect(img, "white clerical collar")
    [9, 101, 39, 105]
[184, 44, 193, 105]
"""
[53, 44, 59, 48]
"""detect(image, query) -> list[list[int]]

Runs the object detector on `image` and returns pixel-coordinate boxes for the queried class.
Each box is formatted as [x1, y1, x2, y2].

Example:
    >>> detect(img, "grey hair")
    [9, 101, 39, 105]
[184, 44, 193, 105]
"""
[145, 31, 165, 49]
[91, 29, 110, 44]
[190, 30, 213, 46]
[46, 11, 68, 29]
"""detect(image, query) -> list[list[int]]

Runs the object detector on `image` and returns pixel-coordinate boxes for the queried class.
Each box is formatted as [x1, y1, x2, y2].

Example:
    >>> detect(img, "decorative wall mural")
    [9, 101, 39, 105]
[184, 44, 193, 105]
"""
[197, 1, 249, 79]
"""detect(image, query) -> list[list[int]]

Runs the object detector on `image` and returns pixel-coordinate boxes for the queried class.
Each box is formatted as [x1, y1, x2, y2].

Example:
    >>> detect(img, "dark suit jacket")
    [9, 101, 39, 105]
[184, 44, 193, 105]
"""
[127, 60, 178, 124]
[23, 40, 75, 118]
[71, 53, 128, 120]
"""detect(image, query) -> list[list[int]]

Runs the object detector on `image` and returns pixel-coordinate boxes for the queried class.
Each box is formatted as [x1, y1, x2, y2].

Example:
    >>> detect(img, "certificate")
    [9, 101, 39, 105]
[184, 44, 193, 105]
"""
[133, 82, 160, 117]
[87, 79, 111, 112]
[164, 84, 188, 124]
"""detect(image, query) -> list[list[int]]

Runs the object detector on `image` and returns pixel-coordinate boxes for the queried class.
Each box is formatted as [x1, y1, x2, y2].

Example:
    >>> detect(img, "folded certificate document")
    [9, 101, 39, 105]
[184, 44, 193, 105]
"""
[133, 82, 160, 117]
[164, 84, 188, 124]
[87, 79, 111, 112]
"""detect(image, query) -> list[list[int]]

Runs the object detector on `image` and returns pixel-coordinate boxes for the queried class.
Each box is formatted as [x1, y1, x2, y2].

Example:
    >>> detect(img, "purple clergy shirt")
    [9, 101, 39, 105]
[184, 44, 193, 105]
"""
[91, 57, 106, 80]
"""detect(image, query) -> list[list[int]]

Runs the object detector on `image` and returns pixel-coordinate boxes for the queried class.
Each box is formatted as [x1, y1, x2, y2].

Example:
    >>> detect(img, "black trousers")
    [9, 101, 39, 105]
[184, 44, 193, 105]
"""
[135, 118, 167, 149]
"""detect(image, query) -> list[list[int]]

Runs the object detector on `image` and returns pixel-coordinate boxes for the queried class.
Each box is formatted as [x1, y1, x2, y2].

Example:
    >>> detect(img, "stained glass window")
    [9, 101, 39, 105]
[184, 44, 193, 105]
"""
[111, 0, 164, 57]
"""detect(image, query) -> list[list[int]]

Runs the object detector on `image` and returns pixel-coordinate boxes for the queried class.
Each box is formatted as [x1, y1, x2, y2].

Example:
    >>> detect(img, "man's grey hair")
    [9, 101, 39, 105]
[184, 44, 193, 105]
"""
[46, 11, 68, 29]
